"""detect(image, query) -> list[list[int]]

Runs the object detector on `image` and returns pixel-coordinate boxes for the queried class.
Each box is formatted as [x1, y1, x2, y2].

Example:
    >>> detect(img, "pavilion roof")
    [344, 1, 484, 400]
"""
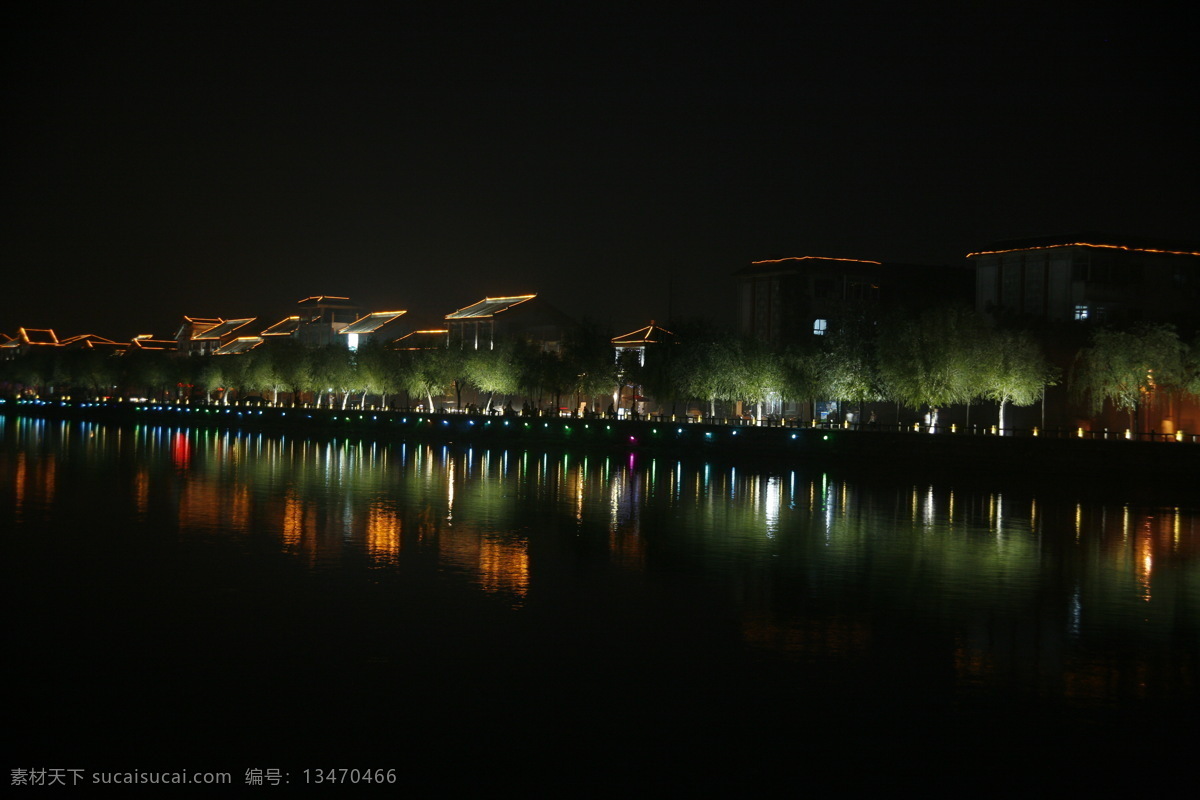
[612, 321, 675, 346]
[214, 336, 264, 355]
[296, 295, 355, 307]
[194, 318, 256, 340]
[60, 334, 122, 350]
[340, 311, 407, 335]
[446, 294, 536, 320]
[19, 328, 59, 345]
[262, 316, 301, 336]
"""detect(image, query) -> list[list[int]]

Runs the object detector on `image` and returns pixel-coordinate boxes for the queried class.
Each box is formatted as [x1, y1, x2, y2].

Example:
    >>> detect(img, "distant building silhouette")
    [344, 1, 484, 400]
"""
[969, 234, 1200, 330]
[736, 256, 972, 344]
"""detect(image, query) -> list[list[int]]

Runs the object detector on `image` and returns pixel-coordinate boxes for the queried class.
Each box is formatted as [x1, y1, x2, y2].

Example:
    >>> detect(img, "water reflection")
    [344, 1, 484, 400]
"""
[2, 417, 1196, 708]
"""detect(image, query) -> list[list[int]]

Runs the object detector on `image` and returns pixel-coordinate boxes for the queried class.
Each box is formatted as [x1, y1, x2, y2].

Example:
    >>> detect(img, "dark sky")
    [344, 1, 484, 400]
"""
[5, 5, 1196, 340]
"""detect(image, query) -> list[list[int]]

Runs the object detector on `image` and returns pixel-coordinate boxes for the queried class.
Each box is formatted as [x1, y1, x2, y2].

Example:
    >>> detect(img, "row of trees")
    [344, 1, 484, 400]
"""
[631, 307, 1060, 429]
[4, 307, 1199, 431]
[0, 331, 621, 414]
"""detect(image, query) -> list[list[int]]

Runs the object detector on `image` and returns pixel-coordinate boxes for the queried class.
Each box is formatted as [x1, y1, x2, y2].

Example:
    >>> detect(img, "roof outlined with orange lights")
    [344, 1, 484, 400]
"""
[340, 311, 407, 335]
[612, 321, 675, 346]
[966, 241, 1200, 258]
[750, 256, 883, 266]
[446, 295, 537, 319]
[60, 334, 115, 344]
[128, 338, 178, 351]
[214, 337, 264, 355]
[60, 334, 122, 350]
[19, 328, 59, 345]
[180, 317, 223, 336]
[193, 318, 256, 340]
[393, 329, 448, 349]
[261, 316, 301, 336]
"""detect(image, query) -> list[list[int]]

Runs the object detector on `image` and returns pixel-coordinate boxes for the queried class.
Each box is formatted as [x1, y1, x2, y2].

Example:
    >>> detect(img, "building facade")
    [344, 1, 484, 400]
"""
[969, 235, 1200, 330]
[736, 256, 972, 344]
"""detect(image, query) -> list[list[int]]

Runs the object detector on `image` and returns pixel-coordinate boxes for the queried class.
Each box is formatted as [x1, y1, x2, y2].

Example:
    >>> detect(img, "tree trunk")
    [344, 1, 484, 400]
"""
[998, 398, 1007, 435]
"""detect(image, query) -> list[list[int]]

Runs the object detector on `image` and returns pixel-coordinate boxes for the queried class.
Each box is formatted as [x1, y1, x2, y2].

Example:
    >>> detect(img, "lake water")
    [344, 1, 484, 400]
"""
[4, 416, 1196, 789]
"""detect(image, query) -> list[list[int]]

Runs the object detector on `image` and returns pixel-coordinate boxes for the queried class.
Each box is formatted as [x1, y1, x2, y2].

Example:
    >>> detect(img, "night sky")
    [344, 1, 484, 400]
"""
[5, 5, 1196, 341]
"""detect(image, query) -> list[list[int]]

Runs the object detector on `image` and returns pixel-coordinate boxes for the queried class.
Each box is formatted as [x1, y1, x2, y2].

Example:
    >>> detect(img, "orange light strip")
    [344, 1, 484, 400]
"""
[261, 316, 301, 335]
[750, 256, 882, 265]
[966, 242, 1200, 258]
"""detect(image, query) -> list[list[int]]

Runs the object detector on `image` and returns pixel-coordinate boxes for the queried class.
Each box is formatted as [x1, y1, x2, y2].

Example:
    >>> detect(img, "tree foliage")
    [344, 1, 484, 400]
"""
[821, 315, 881, 406]
[977, 329, 1056, 431]
[1071, 323, 1186, 421]
[877, 306, 984, 417]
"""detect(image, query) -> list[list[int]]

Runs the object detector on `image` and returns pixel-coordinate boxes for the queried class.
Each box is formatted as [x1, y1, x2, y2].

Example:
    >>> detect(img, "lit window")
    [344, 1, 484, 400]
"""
[1073, 305, 1088, 321]
[346, 332, 360, 351]
[813, 318, 828, 335]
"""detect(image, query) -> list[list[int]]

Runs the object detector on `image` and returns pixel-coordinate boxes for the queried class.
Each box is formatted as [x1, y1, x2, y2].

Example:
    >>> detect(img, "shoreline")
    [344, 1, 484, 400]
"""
[4, 398, 1198, 494]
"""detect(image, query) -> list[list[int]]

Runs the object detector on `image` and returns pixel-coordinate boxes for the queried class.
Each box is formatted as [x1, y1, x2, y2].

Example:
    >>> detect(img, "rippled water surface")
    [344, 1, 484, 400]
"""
[5, 417, 1196, 788]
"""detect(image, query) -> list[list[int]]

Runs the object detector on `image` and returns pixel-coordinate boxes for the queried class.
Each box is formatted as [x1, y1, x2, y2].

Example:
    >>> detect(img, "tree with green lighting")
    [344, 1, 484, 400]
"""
[821, 314, 883, 424]
[402, 346, 462, 411]
[877, 305, 984, 430]
[466, 342, 521, 412]
[198, 356, 239, 405]
[1071, 323, 1186, 430]
[265, 340, 314, 406]
[777, 342, 826, 422]
[235, 348, 277, 403]
[308, 345, 357, 408]
[978, 329, 1057, 434]
[353, 340, 403, 409]
[674, 329, 740, 418]
[727, 337, 783, 420]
